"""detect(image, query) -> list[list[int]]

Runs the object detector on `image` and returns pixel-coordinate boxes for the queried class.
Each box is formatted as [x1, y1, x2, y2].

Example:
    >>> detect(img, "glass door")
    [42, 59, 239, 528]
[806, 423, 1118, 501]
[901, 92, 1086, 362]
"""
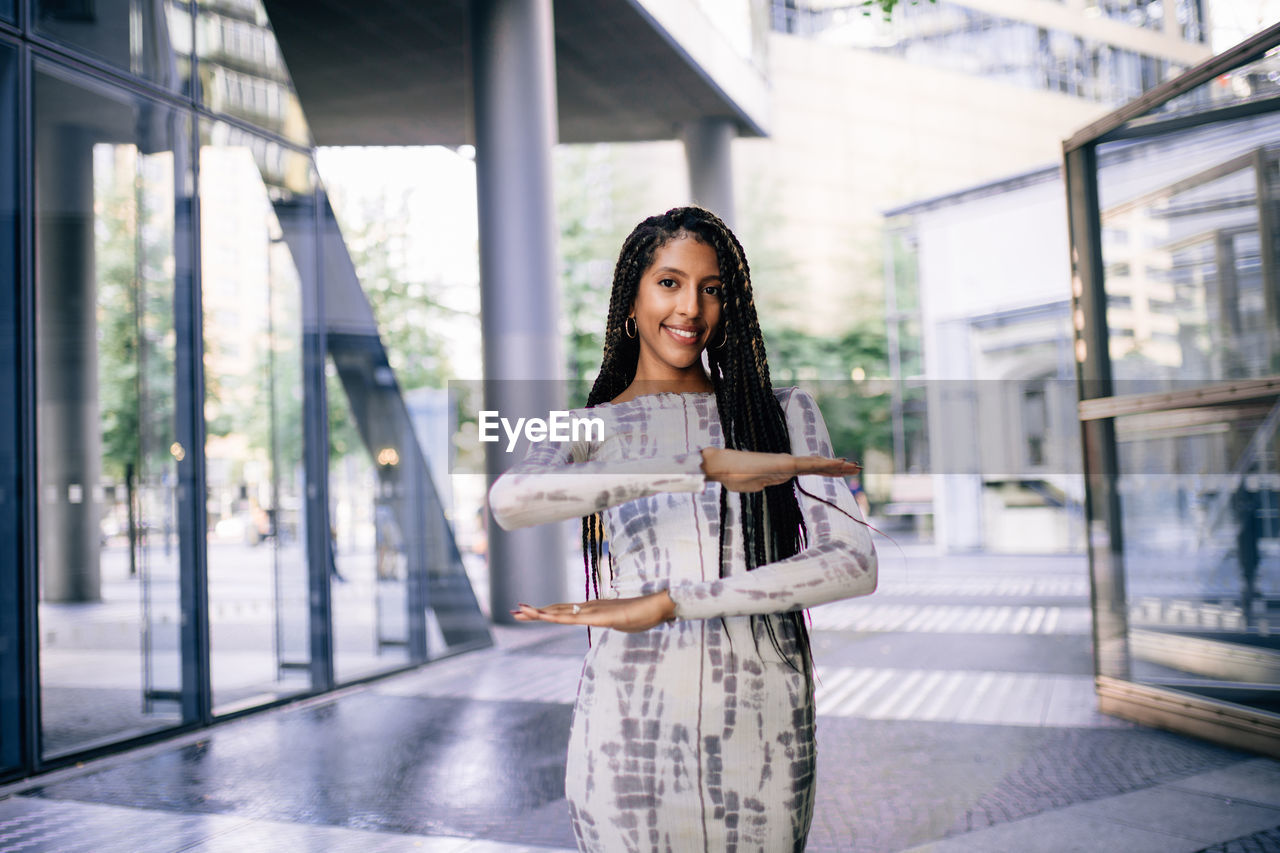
[199, 119, 314, 713]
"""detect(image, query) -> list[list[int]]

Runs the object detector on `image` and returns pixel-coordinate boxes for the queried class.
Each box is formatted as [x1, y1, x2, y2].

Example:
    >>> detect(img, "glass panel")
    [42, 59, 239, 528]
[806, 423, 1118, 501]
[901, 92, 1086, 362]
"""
[1098, 109, 1280, 385]
[1092, 0, 1164, 30]
[199, 119, 313, 713]
[774, 3, 1178, 105]
[326, 356, 411, 681]
[0, 40, 20, 777]
[1115, 400, 1280, 714]
[0, 0, 13, 23]
[1138, 43, 1280, 125]
[34, 0, 193, 95]
[1174, 0, 1206, 44]
[34, 63, 192, 756]
[318, 196, 490, 666]
[196, 0, 312, 147]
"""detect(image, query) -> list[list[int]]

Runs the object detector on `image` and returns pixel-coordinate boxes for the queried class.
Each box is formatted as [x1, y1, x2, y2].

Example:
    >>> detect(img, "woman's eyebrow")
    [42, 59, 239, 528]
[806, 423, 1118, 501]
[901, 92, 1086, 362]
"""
[653, 266, 721, 281]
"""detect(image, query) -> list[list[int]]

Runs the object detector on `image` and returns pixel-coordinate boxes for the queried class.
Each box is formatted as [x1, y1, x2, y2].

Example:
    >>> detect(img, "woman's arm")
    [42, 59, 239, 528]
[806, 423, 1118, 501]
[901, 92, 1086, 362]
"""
[666, 387, 878, 620]
[487, 427, 707, 531]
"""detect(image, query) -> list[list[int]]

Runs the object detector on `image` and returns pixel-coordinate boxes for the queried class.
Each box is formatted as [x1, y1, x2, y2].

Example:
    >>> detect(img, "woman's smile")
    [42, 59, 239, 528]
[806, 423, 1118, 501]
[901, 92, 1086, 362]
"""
[662, 323, 704, 345]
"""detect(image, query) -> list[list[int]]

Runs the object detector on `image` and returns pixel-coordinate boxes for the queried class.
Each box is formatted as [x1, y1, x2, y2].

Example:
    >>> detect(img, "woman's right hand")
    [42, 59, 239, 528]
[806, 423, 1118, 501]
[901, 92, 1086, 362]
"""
[700, 447, 861, 493]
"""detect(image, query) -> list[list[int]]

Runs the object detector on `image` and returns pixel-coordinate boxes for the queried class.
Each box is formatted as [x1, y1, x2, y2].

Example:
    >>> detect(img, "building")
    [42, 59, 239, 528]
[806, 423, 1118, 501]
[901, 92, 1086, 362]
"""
[0, 0, 760, 782]
[728, 0, 1214, 336]
[884, 166, 1086, 554]
[1066, 20, 1280, 755]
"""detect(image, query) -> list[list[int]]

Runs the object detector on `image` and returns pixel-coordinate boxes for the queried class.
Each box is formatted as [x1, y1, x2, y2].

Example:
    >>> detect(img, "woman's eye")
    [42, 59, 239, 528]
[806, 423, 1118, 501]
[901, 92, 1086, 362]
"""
[703, 285, 721, 296]
[658, 278, 678, 288]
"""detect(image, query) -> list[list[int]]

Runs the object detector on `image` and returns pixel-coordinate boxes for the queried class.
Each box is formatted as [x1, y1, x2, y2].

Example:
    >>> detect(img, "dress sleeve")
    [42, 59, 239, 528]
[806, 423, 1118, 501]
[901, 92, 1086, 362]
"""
[487, 422, 708, 531]
[666, 387, 878, 620]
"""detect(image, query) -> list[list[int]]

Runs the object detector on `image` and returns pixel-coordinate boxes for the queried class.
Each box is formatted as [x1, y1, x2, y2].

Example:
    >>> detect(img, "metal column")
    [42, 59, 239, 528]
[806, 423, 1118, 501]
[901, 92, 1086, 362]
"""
[471, 0, 568, 620]
[681, 117, 737, 230]
[35, 127, 100, 603]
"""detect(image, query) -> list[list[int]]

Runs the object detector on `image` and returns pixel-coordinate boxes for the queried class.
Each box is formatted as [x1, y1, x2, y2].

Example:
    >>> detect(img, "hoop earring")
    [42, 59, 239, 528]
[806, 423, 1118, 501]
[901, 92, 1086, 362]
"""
[713, 322, 728, 350]
[624, 316, 637, 339]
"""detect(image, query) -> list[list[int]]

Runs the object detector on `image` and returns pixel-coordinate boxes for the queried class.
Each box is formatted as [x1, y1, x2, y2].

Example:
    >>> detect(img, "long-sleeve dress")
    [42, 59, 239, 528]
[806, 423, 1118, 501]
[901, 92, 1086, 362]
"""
[487, 386, 877, 853]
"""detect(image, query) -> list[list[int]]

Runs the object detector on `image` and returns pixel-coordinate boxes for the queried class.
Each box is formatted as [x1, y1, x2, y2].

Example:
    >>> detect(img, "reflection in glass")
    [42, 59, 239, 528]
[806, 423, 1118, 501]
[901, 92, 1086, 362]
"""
[772, 2, 1185, 106]
[35, 0, 193, 94]
[196, 0, 311, 147]
[327, 357, 410, 681]
[1148, 45, 1279, 123]
[1116, 402, 1280, 713]
[35, 66, 190, 755]
[1099, 110, 1280, 385]
[1093, 0, 1165, 31]
[0, 0, 12, 23]
[200, 120, 312, 713]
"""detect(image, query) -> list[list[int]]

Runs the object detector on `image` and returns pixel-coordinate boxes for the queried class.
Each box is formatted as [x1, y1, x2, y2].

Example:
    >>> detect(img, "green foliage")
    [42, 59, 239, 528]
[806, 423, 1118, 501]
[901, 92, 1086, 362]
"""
[325, 362, 366, 464]
[761, 303, 892, 464]
[554, 145, 644, 406]
[861, 0, 936, 17]
[96, 150, 177, 486]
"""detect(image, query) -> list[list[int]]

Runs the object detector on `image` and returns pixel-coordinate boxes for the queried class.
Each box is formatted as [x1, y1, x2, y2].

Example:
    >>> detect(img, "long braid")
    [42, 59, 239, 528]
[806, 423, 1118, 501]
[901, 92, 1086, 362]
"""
[578, 206, 871, 681]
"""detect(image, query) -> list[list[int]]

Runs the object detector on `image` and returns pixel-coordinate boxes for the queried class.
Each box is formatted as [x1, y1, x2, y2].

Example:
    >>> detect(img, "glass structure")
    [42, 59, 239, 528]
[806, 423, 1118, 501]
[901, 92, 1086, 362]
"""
[770, 0, 1203, 106]
[1067, 24, 1280, 756]
[1, 0, 489, 782]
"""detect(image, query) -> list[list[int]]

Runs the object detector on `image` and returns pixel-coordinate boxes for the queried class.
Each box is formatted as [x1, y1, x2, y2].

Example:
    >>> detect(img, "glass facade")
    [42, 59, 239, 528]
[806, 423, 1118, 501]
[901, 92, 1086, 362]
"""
[884, 221, 930, 476]
[1099, 111, 1280, 385]
[1, 0, 489, 783]
[1147, 43, 1280, 124]
[1068, 25, 1280, 751]
[770, 0, 1196, 106]
[196, 0, 310, 147]
[34, 60, 193, 757]
[199, 118, 315, 712]
[34, 0, 194, 95]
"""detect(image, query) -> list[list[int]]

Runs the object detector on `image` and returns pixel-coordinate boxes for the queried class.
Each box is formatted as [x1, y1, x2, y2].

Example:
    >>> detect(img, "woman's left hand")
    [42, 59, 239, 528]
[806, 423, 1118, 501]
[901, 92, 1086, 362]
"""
[511, 590, 677, 632]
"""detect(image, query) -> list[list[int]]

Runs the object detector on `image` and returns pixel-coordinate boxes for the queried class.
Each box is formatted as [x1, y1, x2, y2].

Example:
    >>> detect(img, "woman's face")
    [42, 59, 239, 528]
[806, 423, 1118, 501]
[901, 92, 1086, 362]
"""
[629, 234, 723, 379]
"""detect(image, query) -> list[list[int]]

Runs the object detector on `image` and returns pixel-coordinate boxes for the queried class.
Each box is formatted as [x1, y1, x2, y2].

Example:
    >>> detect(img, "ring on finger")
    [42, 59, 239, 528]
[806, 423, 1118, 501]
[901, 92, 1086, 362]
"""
[571, 604, 582, 615]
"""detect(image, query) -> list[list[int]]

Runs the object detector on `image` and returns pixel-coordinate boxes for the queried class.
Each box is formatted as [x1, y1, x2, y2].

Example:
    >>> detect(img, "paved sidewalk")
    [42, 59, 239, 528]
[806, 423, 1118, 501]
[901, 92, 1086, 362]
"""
[2, 548, 1278, 852]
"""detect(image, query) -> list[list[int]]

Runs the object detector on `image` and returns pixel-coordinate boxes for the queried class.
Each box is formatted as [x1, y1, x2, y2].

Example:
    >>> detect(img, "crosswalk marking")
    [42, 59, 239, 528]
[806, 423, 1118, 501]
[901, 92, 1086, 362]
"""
[812, 666, 1127, 728]
[373, 653, 1124, 729]
[872, 577, 1088, 597]
[808, 603, 1090, 634]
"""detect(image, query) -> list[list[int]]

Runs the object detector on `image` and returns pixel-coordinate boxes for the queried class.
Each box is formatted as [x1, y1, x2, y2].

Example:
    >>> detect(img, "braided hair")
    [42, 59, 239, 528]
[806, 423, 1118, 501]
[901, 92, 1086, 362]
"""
[581, 205, 817, 677]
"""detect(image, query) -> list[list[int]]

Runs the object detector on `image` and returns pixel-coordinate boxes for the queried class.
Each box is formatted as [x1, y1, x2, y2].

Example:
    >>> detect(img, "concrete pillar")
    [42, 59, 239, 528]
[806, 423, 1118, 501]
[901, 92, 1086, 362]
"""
[470, 0, 568, 620]
[681, 117, 737, 230]
[37, 128, 101, 602]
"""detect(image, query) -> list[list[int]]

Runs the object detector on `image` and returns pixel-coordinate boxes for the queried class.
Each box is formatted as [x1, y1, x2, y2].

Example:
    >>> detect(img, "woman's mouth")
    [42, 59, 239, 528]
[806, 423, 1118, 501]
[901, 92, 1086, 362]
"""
[662, 325, 702, 345]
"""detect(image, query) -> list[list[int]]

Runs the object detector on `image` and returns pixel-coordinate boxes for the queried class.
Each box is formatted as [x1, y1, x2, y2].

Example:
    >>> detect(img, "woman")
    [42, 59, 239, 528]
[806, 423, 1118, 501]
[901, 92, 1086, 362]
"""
[488, 206, 877, 851]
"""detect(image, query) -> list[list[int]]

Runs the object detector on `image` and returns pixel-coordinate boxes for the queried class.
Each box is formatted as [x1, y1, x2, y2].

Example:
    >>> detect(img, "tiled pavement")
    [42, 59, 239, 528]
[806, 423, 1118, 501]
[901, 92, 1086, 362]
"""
[2, 547, 1279, 852]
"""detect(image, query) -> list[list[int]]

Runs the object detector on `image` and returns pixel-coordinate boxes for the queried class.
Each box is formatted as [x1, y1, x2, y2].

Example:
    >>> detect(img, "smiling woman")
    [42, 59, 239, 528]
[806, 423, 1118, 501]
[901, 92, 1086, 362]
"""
[487, 206, 878, 852]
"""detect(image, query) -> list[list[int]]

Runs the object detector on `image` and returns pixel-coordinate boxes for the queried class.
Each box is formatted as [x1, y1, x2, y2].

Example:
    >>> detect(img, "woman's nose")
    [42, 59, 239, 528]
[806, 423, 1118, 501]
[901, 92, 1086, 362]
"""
[677, 285, 700, 316]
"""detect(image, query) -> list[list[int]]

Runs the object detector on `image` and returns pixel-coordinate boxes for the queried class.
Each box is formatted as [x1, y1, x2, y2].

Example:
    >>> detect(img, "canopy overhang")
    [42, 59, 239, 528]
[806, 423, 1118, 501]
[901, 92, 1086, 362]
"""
[260, 0, 770, 146]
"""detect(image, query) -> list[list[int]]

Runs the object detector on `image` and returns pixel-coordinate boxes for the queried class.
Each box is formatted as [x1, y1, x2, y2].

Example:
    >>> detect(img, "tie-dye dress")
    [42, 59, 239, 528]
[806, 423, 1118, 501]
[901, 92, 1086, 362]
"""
[487, 386, 877, 852]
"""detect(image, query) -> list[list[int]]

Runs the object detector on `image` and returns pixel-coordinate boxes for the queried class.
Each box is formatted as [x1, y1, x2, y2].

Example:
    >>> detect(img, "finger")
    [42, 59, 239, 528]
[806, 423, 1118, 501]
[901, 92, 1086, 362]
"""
[540, 602, 591, 617]
[799, 456, 861, 474]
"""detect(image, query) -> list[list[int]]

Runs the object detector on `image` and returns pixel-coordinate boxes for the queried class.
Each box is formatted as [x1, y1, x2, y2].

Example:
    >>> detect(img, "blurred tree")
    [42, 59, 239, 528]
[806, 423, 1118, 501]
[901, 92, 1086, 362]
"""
[554, 144, 646, 406]
[341, 193, 460, 394]
[98, 150, 177, 484]
[863, 0, 936, 16]
[761, 297, 891, 464]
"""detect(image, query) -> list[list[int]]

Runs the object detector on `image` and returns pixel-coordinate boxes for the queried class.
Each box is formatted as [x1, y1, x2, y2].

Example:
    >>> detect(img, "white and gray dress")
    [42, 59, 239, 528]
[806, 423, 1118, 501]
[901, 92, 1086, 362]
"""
[488, 386, 877, 852]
